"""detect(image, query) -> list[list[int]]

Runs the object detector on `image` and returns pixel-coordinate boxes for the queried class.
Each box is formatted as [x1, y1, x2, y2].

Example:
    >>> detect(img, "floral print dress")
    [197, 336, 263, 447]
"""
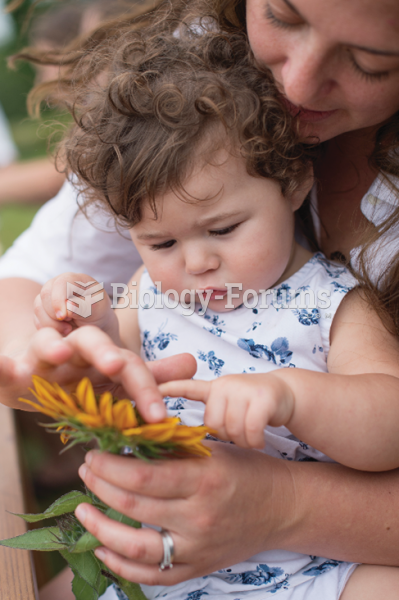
[105, 253, 359, 600]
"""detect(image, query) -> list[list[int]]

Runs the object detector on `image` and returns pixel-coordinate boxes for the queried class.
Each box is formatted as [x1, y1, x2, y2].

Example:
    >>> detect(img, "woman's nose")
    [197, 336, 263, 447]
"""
[281, 36, 335, 107]
[184, 246, 219, 275]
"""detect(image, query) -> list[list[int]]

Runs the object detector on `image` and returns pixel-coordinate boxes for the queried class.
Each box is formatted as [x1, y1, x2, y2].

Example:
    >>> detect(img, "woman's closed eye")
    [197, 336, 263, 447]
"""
[347, 51, 391, 83]
[150, 239, 176, 251]
[265, 2, 303, 29]
[209, 223, 241, 236]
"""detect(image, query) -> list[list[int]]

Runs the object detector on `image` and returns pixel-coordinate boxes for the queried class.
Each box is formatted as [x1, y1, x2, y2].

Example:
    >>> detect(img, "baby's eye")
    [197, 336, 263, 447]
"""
[150, 239, 176, 250]
[209, 223, 241, 236]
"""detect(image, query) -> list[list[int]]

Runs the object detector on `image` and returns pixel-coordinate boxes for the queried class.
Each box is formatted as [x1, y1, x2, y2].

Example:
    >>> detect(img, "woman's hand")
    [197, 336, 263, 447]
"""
[75, 446, 399, 583]
[75, 442, 294, 585]
[0, 325, 196, 421]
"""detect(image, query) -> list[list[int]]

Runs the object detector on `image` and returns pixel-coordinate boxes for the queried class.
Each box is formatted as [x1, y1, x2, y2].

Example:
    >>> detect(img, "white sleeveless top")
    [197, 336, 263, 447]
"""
[133, 253, 357, 600]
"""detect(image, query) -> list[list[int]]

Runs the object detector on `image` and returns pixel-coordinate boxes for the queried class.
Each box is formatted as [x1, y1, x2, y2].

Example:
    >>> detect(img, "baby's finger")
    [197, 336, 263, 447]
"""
[33, 295, 72, 335]
[159, 379, 211, 402]
[41, 272, 97, 322]
[149, 353, 197, 384]
[203, 390, 227, 431]
[245, 397, 269, 449]
[224, 394, 251, 448]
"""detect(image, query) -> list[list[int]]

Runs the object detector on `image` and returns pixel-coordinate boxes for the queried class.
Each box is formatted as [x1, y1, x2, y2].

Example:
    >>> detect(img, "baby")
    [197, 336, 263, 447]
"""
[33, 27, 399, 600]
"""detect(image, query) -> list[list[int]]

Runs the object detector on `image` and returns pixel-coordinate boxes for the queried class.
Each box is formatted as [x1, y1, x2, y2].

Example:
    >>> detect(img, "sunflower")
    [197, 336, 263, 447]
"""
[19, 376, 213, 457]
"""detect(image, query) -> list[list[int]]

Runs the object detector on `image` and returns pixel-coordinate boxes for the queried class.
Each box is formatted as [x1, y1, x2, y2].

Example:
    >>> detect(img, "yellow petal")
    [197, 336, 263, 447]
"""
[113, 400, 136, 430]
[99, 392, 114, 426]
[18, 397, 59, 419]
[76, 413, 104, 428]
[75, 378, 98, 416]
[123, 421, 179, 442]
[52, 383, 80, 414]
[60, 432, 70, 445]
[29, 384, 70, 416]
[121, 399, 138, 429]
[182, 443, 211, 457]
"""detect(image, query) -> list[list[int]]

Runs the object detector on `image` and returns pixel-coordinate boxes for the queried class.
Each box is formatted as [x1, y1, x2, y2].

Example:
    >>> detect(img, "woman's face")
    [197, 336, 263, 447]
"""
[246, 0, 399, 141]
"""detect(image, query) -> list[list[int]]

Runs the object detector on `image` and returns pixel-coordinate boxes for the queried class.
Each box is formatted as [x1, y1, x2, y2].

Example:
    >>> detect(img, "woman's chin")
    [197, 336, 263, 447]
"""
[297, 113, 361, 144]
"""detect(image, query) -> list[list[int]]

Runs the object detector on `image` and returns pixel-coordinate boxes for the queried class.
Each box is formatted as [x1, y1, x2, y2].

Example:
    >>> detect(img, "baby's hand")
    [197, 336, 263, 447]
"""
[34, 272, 119, 343]
[159, 373, 295, 448]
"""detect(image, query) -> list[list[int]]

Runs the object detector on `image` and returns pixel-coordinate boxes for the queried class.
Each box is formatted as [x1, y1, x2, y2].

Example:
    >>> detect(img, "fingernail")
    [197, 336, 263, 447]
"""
[55, 310, 65, 320]
[75, 504, 88, 524]
[85, 451, 94, 466]
[149, 403, 166, 421]
[79, 464, 88, 481]
[95, 548, 106, 561]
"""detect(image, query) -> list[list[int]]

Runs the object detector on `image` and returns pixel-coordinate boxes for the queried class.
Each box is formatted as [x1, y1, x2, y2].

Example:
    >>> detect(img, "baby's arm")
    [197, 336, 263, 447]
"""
[161, 289, 399, 471]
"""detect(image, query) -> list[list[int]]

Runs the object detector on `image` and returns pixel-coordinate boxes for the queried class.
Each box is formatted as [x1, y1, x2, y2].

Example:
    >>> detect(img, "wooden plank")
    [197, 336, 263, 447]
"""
[0, 405, 38, 600]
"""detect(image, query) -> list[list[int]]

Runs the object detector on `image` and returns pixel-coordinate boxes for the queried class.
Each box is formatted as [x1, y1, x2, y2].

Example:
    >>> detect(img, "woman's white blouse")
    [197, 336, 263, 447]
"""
[0, 181, 142, 294]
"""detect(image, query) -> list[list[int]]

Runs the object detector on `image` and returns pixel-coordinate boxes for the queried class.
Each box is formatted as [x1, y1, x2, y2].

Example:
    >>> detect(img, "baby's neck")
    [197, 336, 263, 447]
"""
[274, 243, 313, 287]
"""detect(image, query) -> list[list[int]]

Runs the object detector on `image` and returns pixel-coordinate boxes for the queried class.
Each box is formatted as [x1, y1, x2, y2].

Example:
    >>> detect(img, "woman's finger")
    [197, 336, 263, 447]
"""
[75, 504, 167, 564]
[93, 546, 193, 586]
[23, 328, 74, 367]
[79, 463, 186, 529]
[64, 326, 166, 422]
[159, 379, 211, 402]
[81, 451, 202, 498]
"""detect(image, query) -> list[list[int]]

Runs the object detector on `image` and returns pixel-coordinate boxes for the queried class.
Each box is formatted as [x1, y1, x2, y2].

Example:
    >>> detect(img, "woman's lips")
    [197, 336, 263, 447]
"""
[282, 97, 338, 122]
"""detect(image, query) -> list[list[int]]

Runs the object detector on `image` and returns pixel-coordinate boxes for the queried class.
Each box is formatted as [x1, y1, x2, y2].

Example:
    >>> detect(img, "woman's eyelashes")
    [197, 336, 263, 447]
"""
[347, 51, 390, 83]
[265, 3, 302, 29]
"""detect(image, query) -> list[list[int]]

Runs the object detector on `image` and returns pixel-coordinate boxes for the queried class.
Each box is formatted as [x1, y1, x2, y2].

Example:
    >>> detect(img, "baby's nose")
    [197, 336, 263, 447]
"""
[184, 247, 219, 275]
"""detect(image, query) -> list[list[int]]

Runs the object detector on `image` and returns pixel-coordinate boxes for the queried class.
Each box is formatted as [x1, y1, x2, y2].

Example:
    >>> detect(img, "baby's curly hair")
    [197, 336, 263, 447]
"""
[62, 26, 313, 226]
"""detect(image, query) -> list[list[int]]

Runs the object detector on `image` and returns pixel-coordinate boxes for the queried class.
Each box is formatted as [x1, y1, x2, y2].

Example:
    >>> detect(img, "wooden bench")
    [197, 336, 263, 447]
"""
[0, 404, 38, 599]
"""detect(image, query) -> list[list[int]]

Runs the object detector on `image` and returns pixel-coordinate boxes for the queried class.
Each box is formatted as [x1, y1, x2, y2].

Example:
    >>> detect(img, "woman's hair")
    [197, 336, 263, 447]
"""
[51, 26, 313, 227]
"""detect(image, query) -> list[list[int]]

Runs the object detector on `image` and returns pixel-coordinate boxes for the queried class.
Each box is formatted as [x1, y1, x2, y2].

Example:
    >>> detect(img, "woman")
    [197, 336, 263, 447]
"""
[1, 0, 399, 598]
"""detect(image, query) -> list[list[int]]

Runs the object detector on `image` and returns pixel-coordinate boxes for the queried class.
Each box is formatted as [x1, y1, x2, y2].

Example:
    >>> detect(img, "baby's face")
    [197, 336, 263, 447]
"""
[130, 150, 307, 312]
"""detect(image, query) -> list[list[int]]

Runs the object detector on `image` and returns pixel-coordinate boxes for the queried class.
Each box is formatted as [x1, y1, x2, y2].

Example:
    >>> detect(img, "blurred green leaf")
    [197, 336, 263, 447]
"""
[0, 526, 66, 551]
[13, 490, 93, 523]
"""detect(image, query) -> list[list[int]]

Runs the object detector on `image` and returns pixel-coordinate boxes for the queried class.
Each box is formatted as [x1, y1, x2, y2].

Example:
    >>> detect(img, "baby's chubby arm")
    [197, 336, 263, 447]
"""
[161, 289, 399, 471]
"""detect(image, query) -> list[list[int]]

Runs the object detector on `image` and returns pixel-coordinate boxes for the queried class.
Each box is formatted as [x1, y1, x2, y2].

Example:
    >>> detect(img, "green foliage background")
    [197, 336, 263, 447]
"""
[0, 1, 62, 250]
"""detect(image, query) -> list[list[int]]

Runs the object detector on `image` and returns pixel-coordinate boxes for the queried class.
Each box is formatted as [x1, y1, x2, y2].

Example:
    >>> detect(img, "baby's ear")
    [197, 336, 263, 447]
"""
[288, 166, 314, 212]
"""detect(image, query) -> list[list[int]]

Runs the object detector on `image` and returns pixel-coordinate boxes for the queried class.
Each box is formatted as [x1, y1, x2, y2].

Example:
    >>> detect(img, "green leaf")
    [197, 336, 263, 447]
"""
[0, 527, 66, 551]
[71, 572, 99, 600]
[12, 491, 93, 523]
[106, 508, 141, 529]
[117, 578, 148, 600]
[72, 532, 102, 554]
[60, 549, 102, 591]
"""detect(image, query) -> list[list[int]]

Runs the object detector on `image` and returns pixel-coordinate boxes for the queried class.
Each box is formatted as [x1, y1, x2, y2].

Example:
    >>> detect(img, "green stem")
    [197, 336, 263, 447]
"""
[117, 577, 148, 600]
